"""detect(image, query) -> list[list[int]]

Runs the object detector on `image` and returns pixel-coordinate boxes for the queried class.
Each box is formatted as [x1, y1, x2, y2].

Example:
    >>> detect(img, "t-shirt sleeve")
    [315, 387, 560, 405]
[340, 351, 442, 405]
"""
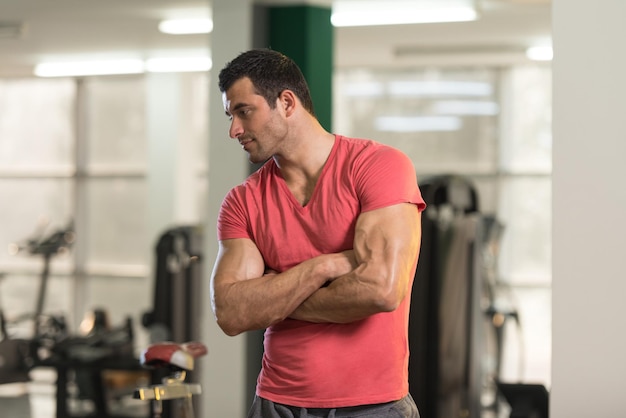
[354, 145, 426, 213]
[217, 187, 251, 241]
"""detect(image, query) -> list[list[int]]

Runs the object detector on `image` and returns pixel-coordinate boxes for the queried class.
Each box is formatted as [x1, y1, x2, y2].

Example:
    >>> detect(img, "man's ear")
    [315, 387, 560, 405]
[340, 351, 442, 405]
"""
[278, 89, 297, 117]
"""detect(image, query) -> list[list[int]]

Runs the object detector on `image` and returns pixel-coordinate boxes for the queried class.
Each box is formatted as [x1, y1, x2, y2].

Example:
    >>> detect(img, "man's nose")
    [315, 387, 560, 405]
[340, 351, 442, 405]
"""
[229, 119, 243, 139]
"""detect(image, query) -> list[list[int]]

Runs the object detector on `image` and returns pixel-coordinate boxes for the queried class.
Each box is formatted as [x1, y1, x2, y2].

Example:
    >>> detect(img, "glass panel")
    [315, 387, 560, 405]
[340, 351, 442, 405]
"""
[85, 178, 148, 265]
[498, 177, 551, 285]
[0, 178, 74, 266]
[83, 76, 147, 168]
[175, 72, 210, 223]
[467, 175, 498, 216]
[334, 68, 499, 174]
[499, 66, 552, 173]
[0, 273, 73, 338]
[84, 275, 152, 353]
[196, 175, 209, 225]
[185, 72, 210, 172]
[0, 78, 76, 169]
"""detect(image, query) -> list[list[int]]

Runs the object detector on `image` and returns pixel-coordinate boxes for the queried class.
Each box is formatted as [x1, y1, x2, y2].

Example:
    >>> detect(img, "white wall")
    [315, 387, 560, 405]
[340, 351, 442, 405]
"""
[552, 1, 626, 416]
[201, 1, 253, 417]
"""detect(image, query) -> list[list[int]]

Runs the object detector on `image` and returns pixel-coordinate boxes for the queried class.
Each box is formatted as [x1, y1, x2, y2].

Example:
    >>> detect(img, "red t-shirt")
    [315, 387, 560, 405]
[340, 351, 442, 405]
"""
[217, 135, 426, 407]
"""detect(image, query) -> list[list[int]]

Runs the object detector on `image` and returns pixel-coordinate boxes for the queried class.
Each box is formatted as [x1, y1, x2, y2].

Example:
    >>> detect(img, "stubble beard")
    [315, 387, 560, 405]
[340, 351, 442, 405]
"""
[245, 141, 271, 164]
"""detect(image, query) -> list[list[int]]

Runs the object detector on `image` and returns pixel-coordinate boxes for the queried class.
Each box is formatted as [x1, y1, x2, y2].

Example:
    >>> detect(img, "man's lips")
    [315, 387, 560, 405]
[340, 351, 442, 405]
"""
[239, 138, 253, 149]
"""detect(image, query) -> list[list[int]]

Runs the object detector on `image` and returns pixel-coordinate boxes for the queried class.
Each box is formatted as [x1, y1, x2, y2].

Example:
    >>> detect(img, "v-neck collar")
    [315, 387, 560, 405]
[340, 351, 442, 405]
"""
[272, 135, 339, 210]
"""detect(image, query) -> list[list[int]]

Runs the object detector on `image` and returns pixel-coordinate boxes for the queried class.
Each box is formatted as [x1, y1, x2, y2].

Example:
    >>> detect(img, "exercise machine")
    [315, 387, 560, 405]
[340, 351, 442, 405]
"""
[134, 342, 207, 418]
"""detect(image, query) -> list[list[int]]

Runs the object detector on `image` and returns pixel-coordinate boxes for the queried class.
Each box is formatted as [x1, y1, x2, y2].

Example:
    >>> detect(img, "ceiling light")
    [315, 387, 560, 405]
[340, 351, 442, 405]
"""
[34, 59, 145, 77]
[145, 57, 212, 73]
[388, 81, 493, 97]
[431, 100, 500, 115]
[34, 56, 212, 77]
[341, 81, 385, 97]
[159, 18, 213, 35]
[375, 116, 462, 132]
[331, 0, 478, 27]
[526, 46, 553, 61]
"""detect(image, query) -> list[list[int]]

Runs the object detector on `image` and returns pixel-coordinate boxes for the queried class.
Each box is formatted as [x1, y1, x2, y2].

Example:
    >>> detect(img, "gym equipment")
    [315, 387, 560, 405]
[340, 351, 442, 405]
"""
[142, 226, 203, 345]
[496, 381, 549, 418]
[0, 222, 74, 388]
[4, 220, 74, 340]
[42, 312, 142, 418]
[2, 222, 205, 417]
[2, 222, 146, 418]
[134, 341, 207, 418]
[409, 174, 485, 418]
[141, 226, 204, 418]
[0, 311, 32, 385]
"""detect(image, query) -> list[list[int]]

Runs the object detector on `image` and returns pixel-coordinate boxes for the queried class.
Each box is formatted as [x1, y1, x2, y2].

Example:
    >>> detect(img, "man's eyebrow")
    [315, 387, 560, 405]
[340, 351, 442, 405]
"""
[226, 102, 250, 116]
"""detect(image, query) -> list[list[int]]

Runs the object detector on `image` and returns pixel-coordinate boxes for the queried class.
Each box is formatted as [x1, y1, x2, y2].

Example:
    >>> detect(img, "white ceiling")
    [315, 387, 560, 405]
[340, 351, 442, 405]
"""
[0, 0, 551, 77]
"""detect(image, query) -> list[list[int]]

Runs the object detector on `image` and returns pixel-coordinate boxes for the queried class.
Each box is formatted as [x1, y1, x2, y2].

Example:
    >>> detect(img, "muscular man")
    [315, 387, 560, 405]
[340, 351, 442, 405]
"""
[210, 49, 426, 417]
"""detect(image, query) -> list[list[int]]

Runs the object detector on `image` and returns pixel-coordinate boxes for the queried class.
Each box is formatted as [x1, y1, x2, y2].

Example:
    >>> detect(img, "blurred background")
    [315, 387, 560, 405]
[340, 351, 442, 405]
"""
[0, 0, 552, 417]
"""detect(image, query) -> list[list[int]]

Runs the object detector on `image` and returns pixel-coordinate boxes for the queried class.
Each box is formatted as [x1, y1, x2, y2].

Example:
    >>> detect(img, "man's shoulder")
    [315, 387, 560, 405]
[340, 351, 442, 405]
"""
[336, 135, 406, 161]
[226, 160, 275, 196]
[336, 134, 377, 148]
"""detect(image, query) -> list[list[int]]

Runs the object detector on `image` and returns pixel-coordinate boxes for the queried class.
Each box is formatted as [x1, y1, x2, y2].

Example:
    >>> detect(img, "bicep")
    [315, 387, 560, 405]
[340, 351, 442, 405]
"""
[353, 203, 422, 301]
[211, 238, 265, 287]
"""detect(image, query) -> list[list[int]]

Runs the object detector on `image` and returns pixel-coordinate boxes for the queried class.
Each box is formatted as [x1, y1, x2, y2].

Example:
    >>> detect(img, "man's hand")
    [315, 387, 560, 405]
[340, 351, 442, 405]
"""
[265, 250, 355, 285]
[321, 250, 357, 286]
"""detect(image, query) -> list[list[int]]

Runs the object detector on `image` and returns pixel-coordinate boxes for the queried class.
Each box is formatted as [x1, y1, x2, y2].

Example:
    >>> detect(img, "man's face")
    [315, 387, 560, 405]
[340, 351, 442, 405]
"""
[222, 77, 287, 164]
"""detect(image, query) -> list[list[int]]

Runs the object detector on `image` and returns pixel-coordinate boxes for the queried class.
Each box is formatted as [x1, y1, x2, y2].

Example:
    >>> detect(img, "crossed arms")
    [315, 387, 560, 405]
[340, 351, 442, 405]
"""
[210, 203, 421, 336]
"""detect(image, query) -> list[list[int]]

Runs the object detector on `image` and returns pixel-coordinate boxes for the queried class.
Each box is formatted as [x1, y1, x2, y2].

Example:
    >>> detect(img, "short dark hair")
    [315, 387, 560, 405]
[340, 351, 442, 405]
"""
[218, 49, 315, 116]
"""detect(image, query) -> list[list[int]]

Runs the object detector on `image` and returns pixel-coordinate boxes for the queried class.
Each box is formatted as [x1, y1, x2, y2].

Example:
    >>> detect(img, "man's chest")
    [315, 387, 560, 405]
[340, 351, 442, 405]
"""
[250, 195, 360, 271]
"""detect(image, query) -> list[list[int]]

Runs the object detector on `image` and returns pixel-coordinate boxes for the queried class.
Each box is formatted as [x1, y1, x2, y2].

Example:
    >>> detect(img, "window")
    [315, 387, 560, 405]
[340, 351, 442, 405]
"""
[334, 64, 552, 397]
[0, 73, 208, 337]
[0, 78, 76, 331]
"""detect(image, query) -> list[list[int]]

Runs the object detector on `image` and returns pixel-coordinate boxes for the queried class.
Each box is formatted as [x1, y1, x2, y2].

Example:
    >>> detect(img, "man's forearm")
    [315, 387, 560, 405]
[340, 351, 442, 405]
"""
[289, 266, 404, 324]
[214, 267, 322, 335]
[212, 252, 355, 335]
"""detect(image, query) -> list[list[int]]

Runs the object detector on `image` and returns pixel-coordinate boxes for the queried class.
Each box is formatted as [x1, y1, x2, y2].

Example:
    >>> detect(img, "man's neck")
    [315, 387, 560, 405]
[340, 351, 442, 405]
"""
[275, 130, 336, 206]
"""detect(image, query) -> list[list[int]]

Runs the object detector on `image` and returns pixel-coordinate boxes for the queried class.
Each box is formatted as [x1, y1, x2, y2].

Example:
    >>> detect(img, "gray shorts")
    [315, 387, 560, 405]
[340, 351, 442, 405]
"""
[247, 393, 420, 418]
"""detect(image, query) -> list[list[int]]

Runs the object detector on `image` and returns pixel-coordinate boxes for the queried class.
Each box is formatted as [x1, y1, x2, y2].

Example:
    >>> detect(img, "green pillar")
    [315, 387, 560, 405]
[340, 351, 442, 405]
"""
[263, 5, 334, 131]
